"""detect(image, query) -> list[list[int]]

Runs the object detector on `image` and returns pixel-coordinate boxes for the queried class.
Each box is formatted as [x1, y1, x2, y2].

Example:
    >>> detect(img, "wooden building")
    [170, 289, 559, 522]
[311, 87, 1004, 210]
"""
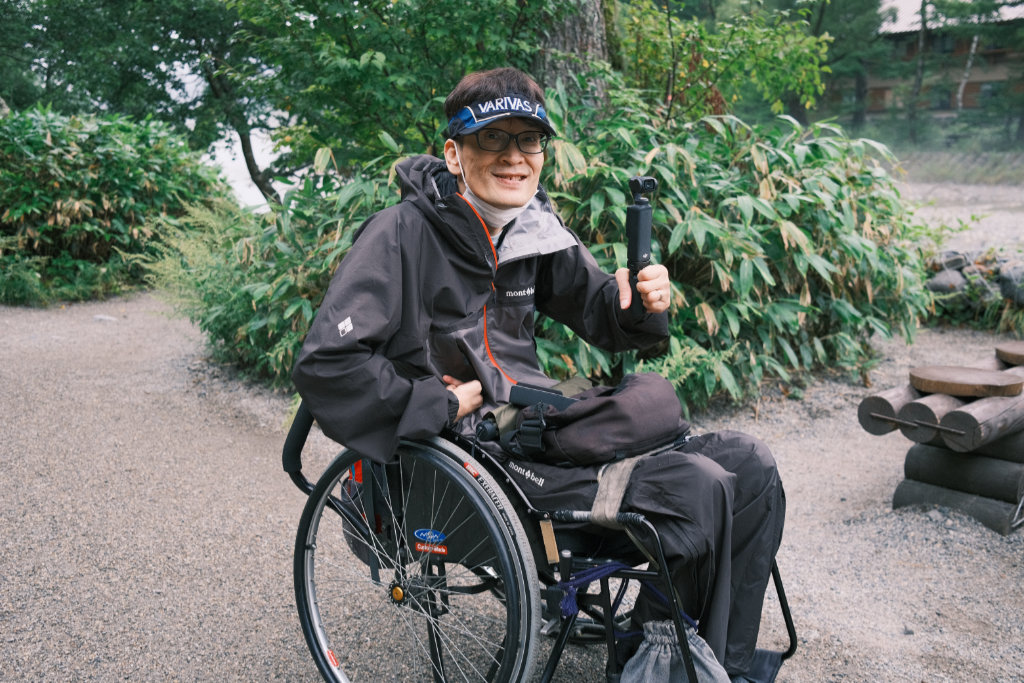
[864, 0, 1024, 116]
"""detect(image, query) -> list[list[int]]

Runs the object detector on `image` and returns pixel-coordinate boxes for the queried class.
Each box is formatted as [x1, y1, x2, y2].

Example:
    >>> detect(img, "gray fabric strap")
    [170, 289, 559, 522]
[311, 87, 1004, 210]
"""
[487, 402, 521, 435]
[590, 456, 645, 529]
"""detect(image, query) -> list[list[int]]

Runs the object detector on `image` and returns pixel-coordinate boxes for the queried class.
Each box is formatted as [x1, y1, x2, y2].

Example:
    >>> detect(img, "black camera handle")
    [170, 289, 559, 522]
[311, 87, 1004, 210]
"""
[626, 176, 658, 319]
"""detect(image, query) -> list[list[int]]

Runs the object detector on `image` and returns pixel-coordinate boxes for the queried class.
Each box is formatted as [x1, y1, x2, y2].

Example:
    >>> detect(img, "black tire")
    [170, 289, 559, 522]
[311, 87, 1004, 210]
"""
[294, 437, 541, 682]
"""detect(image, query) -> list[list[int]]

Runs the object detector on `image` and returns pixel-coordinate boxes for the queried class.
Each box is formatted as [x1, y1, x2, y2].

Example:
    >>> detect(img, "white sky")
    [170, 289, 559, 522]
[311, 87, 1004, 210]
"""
[881, 0, 1024, 33]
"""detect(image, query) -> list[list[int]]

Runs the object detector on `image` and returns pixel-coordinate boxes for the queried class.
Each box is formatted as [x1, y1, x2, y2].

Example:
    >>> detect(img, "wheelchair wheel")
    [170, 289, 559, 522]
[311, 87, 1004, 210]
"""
[294, 437, 541, 682]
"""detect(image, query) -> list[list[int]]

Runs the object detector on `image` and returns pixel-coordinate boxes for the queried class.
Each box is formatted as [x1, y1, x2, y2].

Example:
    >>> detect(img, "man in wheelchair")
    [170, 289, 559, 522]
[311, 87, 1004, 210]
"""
[292, 67, 786, 682]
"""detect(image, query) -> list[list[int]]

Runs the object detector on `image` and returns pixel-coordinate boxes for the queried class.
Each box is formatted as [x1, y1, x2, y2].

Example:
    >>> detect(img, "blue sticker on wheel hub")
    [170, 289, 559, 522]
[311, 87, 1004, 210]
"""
[414, 529, 447, 543]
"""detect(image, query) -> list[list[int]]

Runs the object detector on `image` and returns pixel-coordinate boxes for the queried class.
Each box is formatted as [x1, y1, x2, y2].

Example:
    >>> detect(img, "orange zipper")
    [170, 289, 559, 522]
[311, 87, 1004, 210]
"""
[457, 193, 517, 386]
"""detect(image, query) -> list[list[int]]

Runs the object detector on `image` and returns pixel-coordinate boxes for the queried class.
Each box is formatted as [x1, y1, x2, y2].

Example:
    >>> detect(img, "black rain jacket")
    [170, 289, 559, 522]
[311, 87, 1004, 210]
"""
[292, 154, 668, 462]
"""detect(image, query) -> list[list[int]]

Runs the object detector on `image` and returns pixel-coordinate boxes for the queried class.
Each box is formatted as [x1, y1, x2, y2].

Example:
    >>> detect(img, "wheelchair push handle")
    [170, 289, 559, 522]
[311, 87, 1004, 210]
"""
[282, 400, 316, 495]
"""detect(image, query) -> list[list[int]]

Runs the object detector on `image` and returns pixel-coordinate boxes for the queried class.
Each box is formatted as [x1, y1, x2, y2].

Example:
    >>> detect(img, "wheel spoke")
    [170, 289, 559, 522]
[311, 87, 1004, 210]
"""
[294, 442, 539, 682]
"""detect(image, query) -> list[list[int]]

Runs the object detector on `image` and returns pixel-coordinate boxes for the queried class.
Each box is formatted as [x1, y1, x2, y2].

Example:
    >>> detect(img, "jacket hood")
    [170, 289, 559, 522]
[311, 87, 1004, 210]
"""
[395, 154, 496, 268]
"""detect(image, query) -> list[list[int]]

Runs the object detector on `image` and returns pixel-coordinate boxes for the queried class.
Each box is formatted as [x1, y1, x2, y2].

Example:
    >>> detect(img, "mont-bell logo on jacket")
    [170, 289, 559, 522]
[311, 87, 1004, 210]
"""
[499, 285, 535, 305]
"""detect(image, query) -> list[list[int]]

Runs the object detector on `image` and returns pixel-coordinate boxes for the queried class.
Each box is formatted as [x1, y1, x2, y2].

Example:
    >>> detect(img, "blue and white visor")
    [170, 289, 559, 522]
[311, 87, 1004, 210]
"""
[447, 94, 556, 139]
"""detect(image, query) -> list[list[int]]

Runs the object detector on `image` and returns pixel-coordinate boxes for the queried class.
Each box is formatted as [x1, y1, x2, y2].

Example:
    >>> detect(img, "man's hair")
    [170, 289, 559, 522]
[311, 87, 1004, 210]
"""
[444, 68, 546, 120]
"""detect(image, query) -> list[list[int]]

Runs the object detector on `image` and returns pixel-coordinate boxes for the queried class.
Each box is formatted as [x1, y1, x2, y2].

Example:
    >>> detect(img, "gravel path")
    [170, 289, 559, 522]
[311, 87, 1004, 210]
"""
[900, 182, 1024, 256]
[1, 182, 1022, 682]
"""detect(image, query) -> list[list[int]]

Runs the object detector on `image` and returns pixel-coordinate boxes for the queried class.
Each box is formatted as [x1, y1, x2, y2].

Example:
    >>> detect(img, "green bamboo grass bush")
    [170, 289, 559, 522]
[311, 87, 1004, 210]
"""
[151, 91, 932, 406]
[541, 84, 932, 408]
[149, 150, 401, 386]
[0, 106, 228, 305]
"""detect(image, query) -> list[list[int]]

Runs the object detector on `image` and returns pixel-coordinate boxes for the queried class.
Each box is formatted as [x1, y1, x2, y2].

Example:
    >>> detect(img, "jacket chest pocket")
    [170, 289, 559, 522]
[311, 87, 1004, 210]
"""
[427, 315, 485, 382]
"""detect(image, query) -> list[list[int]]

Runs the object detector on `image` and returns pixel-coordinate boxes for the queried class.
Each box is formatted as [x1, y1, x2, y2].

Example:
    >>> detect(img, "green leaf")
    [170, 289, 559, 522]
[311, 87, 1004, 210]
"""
[589, 192, 606, 230]
[701, 117, 727, 137]
[752, 258, 776, 287]
[718, 362, 740, 399]
[611, 242, 627, 269]
[735, 195, 753, 224]
[738, 259, 753, 298]
[777, 338, 799, 368]
[314, 147, 333, 173]
[722, 303, 741, 337]
[378, 132, 400, 154]
[750, 198, 777, 222]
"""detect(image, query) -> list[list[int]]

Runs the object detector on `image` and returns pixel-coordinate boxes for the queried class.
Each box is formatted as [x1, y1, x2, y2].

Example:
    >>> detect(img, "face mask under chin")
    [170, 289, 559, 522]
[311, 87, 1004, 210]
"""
[462, 184, 532, 232]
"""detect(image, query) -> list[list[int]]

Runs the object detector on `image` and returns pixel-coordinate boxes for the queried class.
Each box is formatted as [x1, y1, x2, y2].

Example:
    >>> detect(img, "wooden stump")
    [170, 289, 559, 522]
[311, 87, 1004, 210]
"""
[896, 394, 966, 444]
[936, 367, 1024, 452]
[858, 384, 921, 435]
[893, 479, 1021, 536]
[973, 430, 1024, 463]
[904, 444, 1024, 504]
[858, 357, 1012, 437]
[908, 365, 1023, 397]
[940, 391, 1024, 452]
[995, 340, 1024, 366]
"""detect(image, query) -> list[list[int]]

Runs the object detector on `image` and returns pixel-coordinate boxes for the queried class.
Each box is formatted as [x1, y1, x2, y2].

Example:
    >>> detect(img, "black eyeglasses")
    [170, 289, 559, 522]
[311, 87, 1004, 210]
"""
[462, 128, 551, 154]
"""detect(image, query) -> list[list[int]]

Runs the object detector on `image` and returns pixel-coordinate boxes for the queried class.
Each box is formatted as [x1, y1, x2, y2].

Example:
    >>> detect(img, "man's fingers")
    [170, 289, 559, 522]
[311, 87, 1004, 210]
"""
[446, 378, 483, 420]
[456, 380, 483, 418]
[636, 264, 671, 313]
[614, 267, 632, 310]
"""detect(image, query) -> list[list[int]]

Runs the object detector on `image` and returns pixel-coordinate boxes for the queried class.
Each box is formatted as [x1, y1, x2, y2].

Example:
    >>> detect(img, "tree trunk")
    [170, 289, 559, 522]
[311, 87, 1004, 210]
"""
[0, 95, 9, 118]
[908, 0, 929, 143]
[234, 126, 279, 205]
[956, 34, 979, 113]
[941, 391, 1024, 452]
[904, 444, 1024, 504]
[893, 479, 1019, 535]
[852, 67, 868, 129]
[786, 94, 809, 125]
[200, 58, 280, 205]
[534, 0, 609, 97]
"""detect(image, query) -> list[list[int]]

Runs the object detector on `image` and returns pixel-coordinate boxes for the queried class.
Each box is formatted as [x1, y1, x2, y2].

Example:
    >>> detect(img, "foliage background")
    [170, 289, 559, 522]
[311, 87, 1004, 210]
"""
[0, 107, 228, 305]
[5, 0, 1021, 406]
[152, 78, 934, 410]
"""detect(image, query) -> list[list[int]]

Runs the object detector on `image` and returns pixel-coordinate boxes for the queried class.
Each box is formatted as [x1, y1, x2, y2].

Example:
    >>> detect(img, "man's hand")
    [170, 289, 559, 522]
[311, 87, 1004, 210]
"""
[615, 264, 671, 314]
[443, 375, 483, 420]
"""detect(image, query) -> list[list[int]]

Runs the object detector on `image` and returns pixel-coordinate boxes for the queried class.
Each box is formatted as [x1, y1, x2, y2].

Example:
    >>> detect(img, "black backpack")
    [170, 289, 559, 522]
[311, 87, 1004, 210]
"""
[500, 373, 690, 466]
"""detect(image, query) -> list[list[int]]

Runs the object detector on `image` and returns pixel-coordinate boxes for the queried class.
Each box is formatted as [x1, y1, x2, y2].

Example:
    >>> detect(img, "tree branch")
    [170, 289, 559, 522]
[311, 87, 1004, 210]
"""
[201, 57, 279, 204]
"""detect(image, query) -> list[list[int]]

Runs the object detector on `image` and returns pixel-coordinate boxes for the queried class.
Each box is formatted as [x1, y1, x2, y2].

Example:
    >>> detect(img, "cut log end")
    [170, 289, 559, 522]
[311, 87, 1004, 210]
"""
[858, 385, 921, 435]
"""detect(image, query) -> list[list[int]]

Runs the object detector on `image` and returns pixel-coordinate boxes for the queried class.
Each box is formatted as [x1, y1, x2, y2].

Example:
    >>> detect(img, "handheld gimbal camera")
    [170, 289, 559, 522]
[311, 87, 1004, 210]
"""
[626, 176, 658, 319]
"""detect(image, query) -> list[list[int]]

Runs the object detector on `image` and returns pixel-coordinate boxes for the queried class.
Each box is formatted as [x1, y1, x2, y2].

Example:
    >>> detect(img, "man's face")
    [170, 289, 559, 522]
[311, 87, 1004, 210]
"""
[444, 117, 545, 209]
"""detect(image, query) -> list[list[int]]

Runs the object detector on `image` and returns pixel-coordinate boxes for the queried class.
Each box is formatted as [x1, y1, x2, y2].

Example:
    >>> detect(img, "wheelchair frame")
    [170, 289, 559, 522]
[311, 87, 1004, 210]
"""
[283, 400, 796, 682]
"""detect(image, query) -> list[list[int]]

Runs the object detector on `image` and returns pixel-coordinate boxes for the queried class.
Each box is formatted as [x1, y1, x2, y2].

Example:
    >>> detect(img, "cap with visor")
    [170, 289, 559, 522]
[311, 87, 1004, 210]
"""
[447, 93, 557, 139]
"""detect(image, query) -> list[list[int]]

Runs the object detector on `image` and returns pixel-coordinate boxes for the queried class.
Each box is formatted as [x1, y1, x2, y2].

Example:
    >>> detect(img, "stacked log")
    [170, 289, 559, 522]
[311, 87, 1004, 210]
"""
[858, 344, 1024, 535]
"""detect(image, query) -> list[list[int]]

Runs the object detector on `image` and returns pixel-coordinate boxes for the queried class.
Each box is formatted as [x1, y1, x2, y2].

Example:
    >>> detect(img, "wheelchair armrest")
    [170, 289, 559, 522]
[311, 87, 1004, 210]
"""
[549, 509, 646, 528]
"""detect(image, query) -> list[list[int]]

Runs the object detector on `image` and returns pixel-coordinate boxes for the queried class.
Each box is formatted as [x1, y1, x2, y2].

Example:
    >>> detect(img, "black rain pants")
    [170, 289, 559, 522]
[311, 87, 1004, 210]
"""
[500, 430, 786, 676]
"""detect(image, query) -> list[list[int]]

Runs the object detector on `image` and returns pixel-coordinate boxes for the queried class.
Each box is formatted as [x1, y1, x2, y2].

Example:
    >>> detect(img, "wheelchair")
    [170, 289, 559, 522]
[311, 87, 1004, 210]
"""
[283, 400, 796, 682]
